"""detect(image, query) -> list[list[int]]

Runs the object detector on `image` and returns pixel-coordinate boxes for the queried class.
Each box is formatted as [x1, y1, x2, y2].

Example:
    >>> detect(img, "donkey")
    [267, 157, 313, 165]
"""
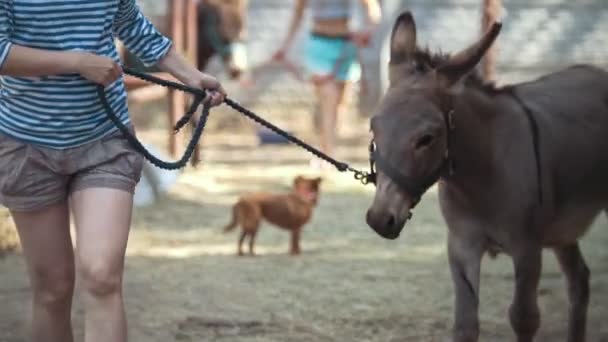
[365, 11, 608, 342]
[197, 0, 248, 80]
[122, 0, 247, 78]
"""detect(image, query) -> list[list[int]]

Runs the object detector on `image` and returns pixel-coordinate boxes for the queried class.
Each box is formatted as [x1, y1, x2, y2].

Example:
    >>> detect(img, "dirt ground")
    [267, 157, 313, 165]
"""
[1, 99, 608, 342]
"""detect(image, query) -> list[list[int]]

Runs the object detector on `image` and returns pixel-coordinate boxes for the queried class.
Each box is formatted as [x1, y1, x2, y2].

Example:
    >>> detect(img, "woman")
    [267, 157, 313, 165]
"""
[273, 0, 381, 169]
[0, 1, 224, 341]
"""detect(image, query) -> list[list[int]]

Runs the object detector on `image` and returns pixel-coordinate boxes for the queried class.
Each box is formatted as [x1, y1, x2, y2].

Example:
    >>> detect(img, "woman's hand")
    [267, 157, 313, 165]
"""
[74, 52, 123, 87]
[271, 47, 288, 62]
[156, 46, 226, 107]
[184, 72, 226, 107]
[350, 29, 373, 48]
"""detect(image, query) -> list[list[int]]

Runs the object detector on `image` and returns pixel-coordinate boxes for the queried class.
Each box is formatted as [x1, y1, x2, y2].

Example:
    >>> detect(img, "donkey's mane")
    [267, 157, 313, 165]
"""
[413, 46, 450, 69]
[414, 46, 502, 94]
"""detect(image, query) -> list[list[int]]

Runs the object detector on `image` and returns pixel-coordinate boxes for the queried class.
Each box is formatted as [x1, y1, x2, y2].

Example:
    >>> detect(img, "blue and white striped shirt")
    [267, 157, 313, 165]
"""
[0, 0, 172, 148]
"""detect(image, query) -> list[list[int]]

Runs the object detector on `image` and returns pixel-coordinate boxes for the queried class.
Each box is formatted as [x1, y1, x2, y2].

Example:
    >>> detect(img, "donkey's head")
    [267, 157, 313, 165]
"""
[198, 0, 248, 79]
[365, 11, 501, 239]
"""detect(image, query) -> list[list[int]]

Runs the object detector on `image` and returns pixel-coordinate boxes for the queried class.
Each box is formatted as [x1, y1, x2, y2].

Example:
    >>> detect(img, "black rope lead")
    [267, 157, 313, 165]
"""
[98, 67, 374, 183]
[97, 85, 210, 171]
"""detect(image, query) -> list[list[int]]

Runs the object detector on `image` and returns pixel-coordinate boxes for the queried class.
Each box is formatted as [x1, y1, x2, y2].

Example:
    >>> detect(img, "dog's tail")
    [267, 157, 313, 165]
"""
[222, 203, 240, 233]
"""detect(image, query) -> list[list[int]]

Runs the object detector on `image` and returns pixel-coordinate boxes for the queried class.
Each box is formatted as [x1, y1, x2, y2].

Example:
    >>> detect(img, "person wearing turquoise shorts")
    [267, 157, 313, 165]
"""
[273, 0, 381, 170]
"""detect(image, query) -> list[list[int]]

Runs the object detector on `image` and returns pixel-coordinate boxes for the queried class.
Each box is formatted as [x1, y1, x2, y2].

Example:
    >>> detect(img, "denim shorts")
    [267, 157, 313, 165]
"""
[304, 33, 361, 82]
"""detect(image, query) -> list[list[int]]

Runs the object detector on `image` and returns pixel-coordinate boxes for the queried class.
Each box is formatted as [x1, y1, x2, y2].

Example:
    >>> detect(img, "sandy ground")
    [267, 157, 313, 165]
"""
[1, 100, 608, 342]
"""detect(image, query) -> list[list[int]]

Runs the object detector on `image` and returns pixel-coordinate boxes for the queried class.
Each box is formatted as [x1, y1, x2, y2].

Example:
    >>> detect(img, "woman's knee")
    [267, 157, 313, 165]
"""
[78, 260, 123, 297]
[31, 264, 75, 308]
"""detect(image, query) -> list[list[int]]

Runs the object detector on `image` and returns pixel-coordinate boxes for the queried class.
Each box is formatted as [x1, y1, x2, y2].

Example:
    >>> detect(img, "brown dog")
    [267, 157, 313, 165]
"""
[223, 176, 322, 256]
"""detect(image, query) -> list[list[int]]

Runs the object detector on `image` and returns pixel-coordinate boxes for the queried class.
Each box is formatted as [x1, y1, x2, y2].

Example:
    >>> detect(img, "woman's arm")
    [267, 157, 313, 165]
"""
[1, 46, 80, 77]
[360, 0, 382, 30]
[351, 0, 382, 47]
[113, 0, 172, 68]
[155, 46, 226, 106]
[0, 1, 121, 85]
[273, 0, 307, 59]
[115, 0, 225, 105]
[0, 46, 122, 86]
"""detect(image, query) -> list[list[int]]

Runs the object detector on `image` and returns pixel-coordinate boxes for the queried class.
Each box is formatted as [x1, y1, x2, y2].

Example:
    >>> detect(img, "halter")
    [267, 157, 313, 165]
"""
[364, 89, 544, 214]
[366, 108, 456, 212]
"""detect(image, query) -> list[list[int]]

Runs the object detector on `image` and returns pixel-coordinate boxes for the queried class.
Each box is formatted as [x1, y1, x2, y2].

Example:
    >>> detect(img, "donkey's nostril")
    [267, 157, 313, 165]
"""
[415, 134, 435, 150]
[366, 208, 403, 240]
[366, 209, 396, 230]
[386, 215, 396, 228]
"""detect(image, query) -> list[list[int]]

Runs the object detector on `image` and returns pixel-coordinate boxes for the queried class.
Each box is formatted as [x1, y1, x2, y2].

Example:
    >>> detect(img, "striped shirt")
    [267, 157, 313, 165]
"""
[0, 0, 172, 148]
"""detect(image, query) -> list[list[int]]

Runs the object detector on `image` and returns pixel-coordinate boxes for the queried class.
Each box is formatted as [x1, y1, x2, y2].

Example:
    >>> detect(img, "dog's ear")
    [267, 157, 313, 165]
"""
[314, 177, 323, 184]
[293, 175, 304, 186]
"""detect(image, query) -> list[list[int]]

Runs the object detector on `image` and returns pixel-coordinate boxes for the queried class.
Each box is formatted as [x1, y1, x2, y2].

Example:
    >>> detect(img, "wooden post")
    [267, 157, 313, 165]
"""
[480, 0, 502, 82]
[186, 0, 199, 66]
[168, 0, 187, 157]
[185, 0, 202, 166]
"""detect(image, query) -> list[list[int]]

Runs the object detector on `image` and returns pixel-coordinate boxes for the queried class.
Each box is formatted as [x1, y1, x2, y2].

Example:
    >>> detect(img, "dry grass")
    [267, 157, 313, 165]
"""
[1, 100, 608, 341]
[0, 208, 19, 257]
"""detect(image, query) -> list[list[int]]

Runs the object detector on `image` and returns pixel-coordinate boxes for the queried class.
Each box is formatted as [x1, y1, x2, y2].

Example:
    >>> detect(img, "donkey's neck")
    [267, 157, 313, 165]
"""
[447, 87, 502, 189]
[197, 4, 220, 70]
[197, 44, 214, 71]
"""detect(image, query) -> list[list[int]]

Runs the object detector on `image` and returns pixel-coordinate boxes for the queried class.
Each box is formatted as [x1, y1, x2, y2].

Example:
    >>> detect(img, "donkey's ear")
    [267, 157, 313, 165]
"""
[436, 22, 502, 86]
[390, 11, 417, 63]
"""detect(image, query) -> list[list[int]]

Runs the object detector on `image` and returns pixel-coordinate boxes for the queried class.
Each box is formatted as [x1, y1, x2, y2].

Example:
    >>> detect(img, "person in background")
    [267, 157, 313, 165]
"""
[273, 0, 382, 170]
[0, 1, 224, 341]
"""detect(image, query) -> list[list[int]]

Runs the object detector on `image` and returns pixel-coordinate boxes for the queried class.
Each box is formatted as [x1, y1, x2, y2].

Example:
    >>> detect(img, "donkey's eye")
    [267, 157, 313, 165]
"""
[415, 134, 435, 150]
[412, 61, 426, 73]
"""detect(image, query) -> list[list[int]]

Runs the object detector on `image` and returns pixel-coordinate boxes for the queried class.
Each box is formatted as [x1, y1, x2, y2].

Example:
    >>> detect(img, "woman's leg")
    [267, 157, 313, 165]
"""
[11, 201, 75, 342]
[335, 80, 351, 134]
[306, 35, 358, 169]
[312, 77, 340, 157]
[71, 188, 134, 342]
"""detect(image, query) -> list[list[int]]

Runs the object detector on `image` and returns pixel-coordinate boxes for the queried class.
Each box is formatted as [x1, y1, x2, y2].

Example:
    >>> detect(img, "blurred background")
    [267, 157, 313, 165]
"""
[2, 1, 608, 341]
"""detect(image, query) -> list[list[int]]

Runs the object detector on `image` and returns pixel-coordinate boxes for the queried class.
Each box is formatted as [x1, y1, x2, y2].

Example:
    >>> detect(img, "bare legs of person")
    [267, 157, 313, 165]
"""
[12, 202, 75, 342]
[11, 188, 135, 342]
[311, 77, 351, 171]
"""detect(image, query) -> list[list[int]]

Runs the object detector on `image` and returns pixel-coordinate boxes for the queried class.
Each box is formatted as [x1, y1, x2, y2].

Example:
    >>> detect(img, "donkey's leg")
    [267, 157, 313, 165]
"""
[447, 231, 484, 342]
[554, 243, 590, 342]
[509, 245, 542, 342]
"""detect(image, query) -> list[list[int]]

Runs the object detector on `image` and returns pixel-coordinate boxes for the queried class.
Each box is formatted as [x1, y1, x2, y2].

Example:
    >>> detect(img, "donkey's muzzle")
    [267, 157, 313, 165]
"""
[365, 208, 409, 240]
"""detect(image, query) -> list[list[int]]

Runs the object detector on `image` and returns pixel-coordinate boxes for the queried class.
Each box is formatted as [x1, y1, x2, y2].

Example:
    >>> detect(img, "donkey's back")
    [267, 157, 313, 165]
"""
[513, 65, 608, 244]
